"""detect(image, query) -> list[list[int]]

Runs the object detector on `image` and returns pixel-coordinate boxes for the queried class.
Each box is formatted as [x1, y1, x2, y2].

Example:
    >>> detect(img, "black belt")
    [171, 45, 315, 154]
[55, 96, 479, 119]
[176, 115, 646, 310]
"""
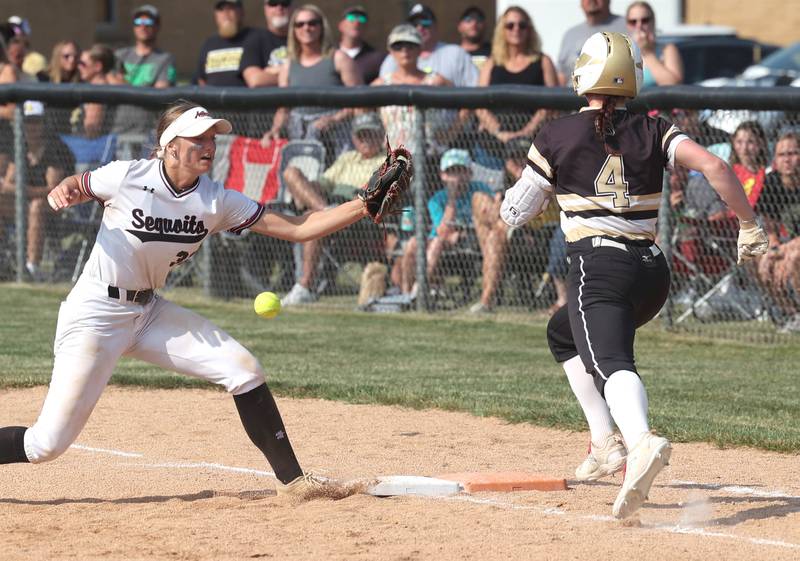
[107, 285, 154, 305]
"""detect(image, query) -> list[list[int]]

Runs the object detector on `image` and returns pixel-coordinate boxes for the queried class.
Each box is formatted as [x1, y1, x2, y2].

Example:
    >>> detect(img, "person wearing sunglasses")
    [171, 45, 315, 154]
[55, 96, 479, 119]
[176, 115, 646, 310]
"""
[457, 6, 491, 70]
[263, 5, 362, 158]
[476, 6, 557, 145]
[240, 0, 293, 88]
[111, 5, 176, 89]
[625, 1, 683, 87]
[378, 3, 478, 88]
[337, 5, 384, 84]
[556, 0, 627, 86]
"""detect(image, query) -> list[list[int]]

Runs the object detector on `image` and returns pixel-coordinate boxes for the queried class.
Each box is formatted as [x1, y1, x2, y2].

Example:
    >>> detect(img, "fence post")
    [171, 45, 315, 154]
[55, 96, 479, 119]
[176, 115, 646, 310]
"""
[412, 105, 428, 312]
[659, 172, 673, 329]
[13, 104, 26, 283]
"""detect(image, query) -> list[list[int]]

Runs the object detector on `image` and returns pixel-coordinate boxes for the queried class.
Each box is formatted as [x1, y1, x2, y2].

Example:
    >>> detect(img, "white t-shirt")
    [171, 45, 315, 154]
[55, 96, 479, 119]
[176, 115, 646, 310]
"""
[79, 158, 264, 290]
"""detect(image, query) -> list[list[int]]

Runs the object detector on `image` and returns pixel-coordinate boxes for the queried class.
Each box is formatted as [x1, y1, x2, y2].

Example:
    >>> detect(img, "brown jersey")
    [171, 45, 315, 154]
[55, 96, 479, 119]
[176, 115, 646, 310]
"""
[527, 109, 686, 242]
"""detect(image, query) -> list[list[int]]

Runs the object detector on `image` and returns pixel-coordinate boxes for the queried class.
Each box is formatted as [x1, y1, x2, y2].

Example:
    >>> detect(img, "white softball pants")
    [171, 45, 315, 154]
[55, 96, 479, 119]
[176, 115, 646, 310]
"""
[23, 276, 265, 463]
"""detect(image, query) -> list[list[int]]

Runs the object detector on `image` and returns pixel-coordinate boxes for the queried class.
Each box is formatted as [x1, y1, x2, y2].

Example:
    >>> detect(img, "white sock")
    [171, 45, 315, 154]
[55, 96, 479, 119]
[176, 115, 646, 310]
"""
[604, 370, 650, 449]
[562, 356, 615, 444]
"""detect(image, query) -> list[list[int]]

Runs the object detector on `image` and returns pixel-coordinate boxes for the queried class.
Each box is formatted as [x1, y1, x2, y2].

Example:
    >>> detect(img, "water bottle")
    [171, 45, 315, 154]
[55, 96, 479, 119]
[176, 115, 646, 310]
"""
[401, 206, 415, 233]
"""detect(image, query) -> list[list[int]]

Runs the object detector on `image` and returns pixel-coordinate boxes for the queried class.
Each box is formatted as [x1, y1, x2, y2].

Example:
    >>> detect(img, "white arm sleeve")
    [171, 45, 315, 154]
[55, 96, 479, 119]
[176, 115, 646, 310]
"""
[500, 166, 554, 228]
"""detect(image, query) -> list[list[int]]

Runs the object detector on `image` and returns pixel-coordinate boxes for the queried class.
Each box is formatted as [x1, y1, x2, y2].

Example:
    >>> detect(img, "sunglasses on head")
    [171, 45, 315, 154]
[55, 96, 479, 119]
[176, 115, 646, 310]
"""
[344, 13, 367, 24]
[133, 16, 156, 27]
[504, 20, 529, 30]
[294, 18, 321, 29]
[412, 18, 433, 28]
[627, 16, 652, 25]
[390, 41, 418, 51]
[266, 0, 291, 6]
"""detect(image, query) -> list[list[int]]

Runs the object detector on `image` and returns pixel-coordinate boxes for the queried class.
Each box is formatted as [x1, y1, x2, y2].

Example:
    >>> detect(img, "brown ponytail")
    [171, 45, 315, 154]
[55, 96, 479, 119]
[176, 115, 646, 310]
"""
[594, 95, 622, 154]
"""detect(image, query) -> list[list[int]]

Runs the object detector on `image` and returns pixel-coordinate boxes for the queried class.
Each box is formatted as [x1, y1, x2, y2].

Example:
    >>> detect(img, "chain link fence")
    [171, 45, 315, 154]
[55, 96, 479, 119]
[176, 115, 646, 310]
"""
[1, 84, 798, 342]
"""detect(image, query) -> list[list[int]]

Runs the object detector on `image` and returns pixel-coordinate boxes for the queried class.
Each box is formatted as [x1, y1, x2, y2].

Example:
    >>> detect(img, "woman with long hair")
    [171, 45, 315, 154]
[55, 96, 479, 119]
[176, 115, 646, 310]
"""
[476, 6, 557, 147]
[0, 100, 380, 500]
[263, 4, 362, 158]
[729, 120, 770, 208]
[500, 32, 767, 518]
[625, 1, 683, 86]
[48, 40, 80, 84]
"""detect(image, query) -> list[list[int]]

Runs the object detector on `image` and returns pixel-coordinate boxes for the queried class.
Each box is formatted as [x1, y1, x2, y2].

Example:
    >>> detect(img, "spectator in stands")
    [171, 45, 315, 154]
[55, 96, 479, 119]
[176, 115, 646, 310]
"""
[0, 101, 75, 280]
[379, 3, 478, 87]
[48, 40, 80, 84]
[476, 6, 557, 152]
[262, 4, 362, 161]
[372, 24, 452, 158]
[730, 121, 770, 210]
[44, 40, 81, 138]
[399, 149, 493, 297]
[241, 0, 293, 87]
[281, 112, 389, 305]
[111, 5, 177, 138]
[755, 131, 800, 329]
[625, 2, 682, 86]
[194, 0, 263, 87]
[556, 0, 626, 85]
[0, 27, 20, 178]
[457, 6, 491, 70]
[77, 44, 116, 138]
[6, 16, 47, 81]
[337, 5, 385, 84]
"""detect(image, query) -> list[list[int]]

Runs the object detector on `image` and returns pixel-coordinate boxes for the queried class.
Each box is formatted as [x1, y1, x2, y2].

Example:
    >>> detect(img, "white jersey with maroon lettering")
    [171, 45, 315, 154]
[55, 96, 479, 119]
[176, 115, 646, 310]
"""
[78, 158, 264, 290]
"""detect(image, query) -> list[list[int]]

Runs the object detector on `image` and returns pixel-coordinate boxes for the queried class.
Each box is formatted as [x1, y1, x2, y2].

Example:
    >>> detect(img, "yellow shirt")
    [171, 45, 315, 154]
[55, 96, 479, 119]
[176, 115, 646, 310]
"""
[319, 150, 386, 199]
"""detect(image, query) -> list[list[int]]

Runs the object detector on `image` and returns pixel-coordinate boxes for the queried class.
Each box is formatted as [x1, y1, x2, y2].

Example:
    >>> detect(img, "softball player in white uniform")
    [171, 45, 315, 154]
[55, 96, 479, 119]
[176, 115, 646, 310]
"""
[0, 101, 371, 498]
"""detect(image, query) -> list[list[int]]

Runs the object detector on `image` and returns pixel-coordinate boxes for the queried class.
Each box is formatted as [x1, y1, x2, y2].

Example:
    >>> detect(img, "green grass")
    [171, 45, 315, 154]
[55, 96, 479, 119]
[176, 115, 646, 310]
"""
[1, 284, 799, 452]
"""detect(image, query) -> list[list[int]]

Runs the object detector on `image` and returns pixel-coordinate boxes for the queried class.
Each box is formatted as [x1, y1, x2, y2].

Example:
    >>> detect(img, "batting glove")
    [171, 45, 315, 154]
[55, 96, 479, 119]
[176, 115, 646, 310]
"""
[737, 218, 769, 264]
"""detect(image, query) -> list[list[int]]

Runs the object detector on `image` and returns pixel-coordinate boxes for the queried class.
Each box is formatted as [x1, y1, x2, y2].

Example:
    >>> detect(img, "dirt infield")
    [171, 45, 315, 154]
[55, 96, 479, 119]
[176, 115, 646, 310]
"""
[1, 387, 798, 561]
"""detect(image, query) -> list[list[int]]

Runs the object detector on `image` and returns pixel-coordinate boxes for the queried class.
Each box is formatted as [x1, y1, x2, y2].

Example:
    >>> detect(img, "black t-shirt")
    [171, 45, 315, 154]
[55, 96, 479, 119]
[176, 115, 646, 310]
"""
[29, 135, 76, 186]
[756, 171, 800, 237]
[240, 28, 288, 72]
[352, 42, 385, 85]
[193, 28, 263, 87]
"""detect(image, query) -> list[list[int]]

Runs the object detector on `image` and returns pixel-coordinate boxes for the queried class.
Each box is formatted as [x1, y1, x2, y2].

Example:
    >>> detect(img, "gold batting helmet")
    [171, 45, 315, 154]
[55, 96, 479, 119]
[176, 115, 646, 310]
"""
[572, 32, 643, 98]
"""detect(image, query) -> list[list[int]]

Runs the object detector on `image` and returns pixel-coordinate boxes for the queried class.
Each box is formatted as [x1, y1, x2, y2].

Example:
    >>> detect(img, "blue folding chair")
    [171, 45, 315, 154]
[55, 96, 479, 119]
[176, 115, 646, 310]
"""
[59, 133, 117, 172]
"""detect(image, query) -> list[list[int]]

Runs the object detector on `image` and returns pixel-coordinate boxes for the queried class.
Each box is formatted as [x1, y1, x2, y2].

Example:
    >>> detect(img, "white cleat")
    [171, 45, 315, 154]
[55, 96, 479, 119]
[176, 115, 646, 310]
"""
[281, 283, 316, 306]
[612, 432, 672, 519]
[575, 433, 627, 481]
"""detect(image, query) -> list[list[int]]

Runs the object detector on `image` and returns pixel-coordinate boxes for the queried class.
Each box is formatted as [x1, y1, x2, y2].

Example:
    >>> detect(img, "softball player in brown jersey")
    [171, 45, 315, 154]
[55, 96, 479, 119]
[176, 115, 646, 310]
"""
[500, 32, 769, 518]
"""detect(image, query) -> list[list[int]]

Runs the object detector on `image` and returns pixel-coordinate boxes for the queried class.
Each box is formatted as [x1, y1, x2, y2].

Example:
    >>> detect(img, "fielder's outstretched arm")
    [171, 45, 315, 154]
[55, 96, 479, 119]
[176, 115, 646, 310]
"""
[47, 174, 92, 212]
[250, 199, 369, 243]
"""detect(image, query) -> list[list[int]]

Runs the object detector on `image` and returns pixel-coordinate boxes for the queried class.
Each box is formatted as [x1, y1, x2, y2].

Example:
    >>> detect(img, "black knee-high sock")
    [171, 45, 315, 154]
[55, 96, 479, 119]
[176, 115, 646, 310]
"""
[233, 383, 303, 484]
[0, 426, 29, 464]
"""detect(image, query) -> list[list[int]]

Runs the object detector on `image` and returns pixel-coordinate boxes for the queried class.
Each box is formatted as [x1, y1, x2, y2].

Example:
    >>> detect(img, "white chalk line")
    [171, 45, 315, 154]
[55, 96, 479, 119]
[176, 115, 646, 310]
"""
[670, 480, 800, 500]
[69, 444, 800, 551]
[69, 444, 143, 458]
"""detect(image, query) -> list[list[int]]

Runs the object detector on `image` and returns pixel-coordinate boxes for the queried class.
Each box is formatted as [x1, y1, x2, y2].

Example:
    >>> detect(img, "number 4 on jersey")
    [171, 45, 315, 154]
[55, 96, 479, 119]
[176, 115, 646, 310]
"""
[594, 154, 630, 208]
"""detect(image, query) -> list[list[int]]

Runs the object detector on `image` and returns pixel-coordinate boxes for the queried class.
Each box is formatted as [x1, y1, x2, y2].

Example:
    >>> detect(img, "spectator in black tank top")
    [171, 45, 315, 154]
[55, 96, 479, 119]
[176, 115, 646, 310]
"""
[475, 7, 557, 164]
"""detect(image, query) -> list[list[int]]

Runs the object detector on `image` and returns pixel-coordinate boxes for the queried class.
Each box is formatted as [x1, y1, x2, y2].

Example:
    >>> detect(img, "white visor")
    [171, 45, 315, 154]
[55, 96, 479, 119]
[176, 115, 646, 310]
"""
[159, 106, 232, 149]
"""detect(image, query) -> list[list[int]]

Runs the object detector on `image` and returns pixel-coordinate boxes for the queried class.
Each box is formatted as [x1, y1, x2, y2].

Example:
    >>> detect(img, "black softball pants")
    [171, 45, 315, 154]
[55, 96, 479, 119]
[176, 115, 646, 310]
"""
[547, 236, 671, 395]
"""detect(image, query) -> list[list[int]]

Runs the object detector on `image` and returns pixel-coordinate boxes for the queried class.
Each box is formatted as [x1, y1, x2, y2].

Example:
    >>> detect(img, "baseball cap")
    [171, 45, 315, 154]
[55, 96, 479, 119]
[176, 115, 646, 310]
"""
[22, 100, 44, 118]
[407, 4, 436, 23]
[7, 16, 30, 36]
[440, 148, 472, 171]
[159, 107, 232, 149]
[352, 112, 384, 134]
[342, 5, 367, 19]
[387, 24, 422, 48]
[460, 6, 485, 21]
[133, 4, 160, 20]
[214, 0, 243, 9]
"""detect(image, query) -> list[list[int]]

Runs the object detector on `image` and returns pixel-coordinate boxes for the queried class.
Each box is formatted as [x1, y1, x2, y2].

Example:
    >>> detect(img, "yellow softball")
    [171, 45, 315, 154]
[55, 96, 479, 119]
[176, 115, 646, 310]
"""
[253, 291, 281, 319]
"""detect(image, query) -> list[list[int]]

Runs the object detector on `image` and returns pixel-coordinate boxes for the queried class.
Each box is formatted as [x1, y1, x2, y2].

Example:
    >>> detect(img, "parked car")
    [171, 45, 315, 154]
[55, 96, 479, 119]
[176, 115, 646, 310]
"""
[699, 41, 800, 87]
[657, 25, 779, 84]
